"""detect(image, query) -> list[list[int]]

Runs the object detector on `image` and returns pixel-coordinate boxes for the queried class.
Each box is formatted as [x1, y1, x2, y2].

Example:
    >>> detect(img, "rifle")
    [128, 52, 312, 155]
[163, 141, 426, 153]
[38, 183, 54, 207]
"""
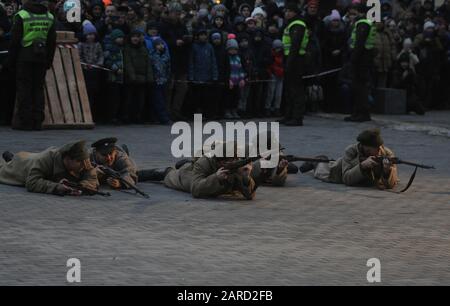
[282, 155, 334, 163]
[374, 156, 434, 170]
[62, 181, 111, 197]
[374, 156, 435, 193]
[97, 165, 150, 199]
[222, 155, 264, 171]
[222, 148, 284, 171]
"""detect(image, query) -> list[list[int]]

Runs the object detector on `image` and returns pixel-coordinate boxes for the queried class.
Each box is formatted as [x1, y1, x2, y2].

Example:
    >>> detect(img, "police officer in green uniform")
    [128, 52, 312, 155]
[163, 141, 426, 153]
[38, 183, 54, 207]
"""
[6, 0, 56, 130]
[345, 4, 376, 123]
[281, 3, 309, 126]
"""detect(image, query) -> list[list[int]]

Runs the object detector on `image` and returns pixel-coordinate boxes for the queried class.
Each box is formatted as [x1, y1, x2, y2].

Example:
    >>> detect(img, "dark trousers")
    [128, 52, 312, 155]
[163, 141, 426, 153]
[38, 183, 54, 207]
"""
[0, 78, 15, 125]
[322, 73, 340, 113]
[351, 68, 371, 118]
[151, 84, 171, 124]
[14, 61, 47, 129]
[191, 83, 215, 119]
[224, 86, 239, 110]
[350, 53, 373, 118]
[247, 82, 265, 117]
[125, 83, 146, 123]
[167, 72, 188, 117]
[107, 82, 126, 123]
[284, 60, 306, 121]
[83, 68, 103, 123]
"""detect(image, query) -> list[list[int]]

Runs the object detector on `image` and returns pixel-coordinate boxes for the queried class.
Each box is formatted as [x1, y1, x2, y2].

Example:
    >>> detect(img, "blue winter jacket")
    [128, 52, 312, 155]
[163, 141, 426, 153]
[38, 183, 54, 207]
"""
[188, 41, 218, 82]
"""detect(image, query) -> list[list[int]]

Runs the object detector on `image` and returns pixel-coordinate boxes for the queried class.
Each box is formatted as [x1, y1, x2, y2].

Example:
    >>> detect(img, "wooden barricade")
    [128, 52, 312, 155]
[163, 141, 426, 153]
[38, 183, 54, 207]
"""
[43, 31, 94, 129]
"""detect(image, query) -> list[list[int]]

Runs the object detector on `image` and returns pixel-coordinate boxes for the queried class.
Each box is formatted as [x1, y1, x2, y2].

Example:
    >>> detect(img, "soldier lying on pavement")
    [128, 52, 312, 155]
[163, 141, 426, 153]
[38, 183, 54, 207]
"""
[139, 141, 257, 200]
[299, 128, 399, 189]
[90, 137, 138, 189]
[0, 140, 99, 195]
[249, 132, 289, 187]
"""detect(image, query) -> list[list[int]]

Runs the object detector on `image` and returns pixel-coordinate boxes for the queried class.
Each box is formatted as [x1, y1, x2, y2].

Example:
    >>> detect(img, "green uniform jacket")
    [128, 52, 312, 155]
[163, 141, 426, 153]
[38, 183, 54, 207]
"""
[90, 146, 138, 188]
[328, 143, 399, 189]
[0, 146, 98, 194]
[251, 160, 288, 187]
[163, 162, 194, 193]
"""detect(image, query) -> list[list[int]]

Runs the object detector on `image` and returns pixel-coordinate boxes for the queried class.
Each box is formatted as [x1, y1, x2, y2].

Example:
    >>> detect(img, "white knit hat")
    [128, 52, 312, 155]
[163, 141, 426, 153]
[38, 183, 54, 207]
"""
[251, 7, 267, 19]
[423, 21, 435, 30]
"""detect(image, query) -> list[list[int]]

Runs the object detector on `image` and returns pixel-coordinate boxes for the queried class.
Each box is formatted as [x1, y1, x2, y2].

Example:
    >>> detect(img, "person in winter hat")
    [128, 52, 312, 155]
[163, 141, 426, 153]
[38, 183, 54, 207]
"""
[224, 39, 246, 119]
[251, 7, 267, 28]
[392, 51, 425, 115]
[78, 21, 104, 122]
[236, 31, 255, 118]
[123, 29, 154, 123]
[265, 39, 284, 117]
[150, 38, 172, 124]
[188, 28, 218, 119]
[103, 29, 126, 124]
[210, 30, 228, 119]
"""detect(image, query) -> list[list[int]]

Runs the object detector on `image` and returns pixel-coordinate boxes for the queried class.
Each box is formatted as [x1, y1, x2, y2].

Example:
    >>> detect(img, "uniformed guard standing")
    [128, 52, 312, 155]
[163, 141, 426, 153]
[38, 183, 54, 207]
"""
[6, 0, 56, 130]
[281, 3, 309, 127]
[345, 4, 376, 122]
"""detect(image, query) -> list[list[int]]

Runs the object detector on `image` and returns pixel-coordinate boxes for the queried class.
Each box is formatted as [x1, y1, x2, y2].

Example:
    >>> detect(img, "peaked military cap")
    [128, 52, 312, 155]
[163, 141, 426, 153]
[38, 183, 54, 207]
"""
[91, 137, 118, 155]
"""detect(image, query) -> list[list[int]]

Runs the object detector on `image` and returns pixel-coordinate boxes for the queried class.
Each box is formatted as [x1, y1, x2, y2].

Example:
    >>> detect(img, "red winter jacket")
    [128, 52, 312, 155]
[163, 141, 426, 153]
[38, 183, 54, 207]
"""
[268, 49, 284, 78]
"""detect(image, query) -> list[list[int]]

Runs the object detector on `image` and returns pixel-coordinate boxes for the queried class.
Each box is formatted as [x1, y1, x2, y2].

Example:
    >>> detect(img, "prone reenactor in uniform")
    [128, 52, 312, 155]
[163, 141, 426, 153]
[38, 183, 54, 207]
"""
[249, 132, 289, 187]
[5, 0, 57, 130]
[140, 142, 257, 200]
[90, 137, 138, 189]
[0, 140, 98, 195]
[300, 129, 399, 190]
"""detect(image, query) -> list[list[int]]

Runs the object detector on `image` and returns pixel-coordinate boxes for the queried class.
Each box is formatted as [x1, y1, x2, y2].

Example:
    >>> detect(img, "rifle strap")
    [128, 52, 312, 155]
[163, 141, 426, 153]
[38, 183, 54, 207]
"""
[398, 166, 418, 193]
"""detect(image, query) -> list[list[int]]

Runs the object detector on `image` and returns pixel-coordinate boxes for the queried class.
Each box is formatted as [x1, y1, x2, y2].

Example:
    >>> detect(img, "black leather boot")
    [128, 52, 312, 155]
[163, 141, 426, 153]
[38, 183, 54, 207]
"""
[2, 151, 14, 162]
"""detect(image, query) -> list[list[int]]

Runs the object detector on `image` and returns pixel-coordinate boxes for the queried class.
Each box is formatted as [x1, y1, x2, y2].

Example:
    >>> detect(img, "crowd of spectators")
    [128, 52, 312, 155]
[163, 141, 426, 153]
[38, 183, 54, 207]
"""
[1, 0, 449, 125]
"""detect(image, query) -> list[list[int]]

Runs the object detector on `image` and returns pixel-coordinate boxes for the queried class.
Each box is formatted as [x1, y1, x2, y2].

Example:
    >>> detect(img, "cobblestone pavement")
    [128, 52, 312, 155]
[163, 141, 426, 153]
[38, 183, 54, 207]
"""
[0, 115, 449, 285]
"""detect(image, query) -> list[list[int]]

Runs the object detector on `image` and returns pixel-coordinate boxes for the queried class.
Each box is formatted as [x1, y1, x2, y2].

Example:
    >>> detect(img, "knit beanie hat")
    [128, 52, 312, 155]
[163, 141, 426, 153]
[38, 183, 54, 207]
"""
[272, 39, 283, 49]
[330, 9, 341, 21]
[110, 29, 125, 41]
[211, 32, 222, 41]
[83, 22, 97, 36]
[423, 21, 435, 30]
[251, 7, 267, 18]
[198, 8, 209, 19]
[226, 39, 239, 50]
[402, 38, 413, 50]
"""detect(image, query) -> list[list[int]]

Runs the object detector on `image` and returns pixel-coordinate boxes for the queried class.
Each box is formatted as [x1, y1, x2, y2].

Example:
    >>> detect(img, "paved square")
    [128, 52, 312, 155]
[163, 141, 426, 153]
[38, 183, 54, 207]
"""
[0, 115, 449, 285]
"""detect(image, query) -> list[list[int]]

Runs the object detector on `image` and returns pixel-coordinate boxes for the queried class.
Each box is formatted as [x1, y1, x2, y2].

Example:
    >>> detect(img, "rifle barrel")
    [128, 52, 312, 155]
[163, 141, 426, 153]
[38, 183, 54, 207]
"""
[397, 159, 435, 169]
[285, 156, 333, 163]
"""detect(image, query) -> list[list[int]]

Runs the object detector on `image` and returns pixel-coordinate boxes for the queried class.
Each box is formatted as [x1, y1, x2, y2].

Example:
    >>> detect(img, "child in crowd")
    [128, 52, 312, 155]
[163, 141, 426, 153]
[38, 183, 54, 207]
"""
[210, 31, 228, 119]
[224, 39, 246, 119]
[188, 28, 218, 119]
[123, 29, 154, 123]
[150, 38, 172, 124]
[236, 32, 255, 118]
[103, 29, 126, 124]
[78, 22, 104, 122]
[265, 39, 284, 117]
